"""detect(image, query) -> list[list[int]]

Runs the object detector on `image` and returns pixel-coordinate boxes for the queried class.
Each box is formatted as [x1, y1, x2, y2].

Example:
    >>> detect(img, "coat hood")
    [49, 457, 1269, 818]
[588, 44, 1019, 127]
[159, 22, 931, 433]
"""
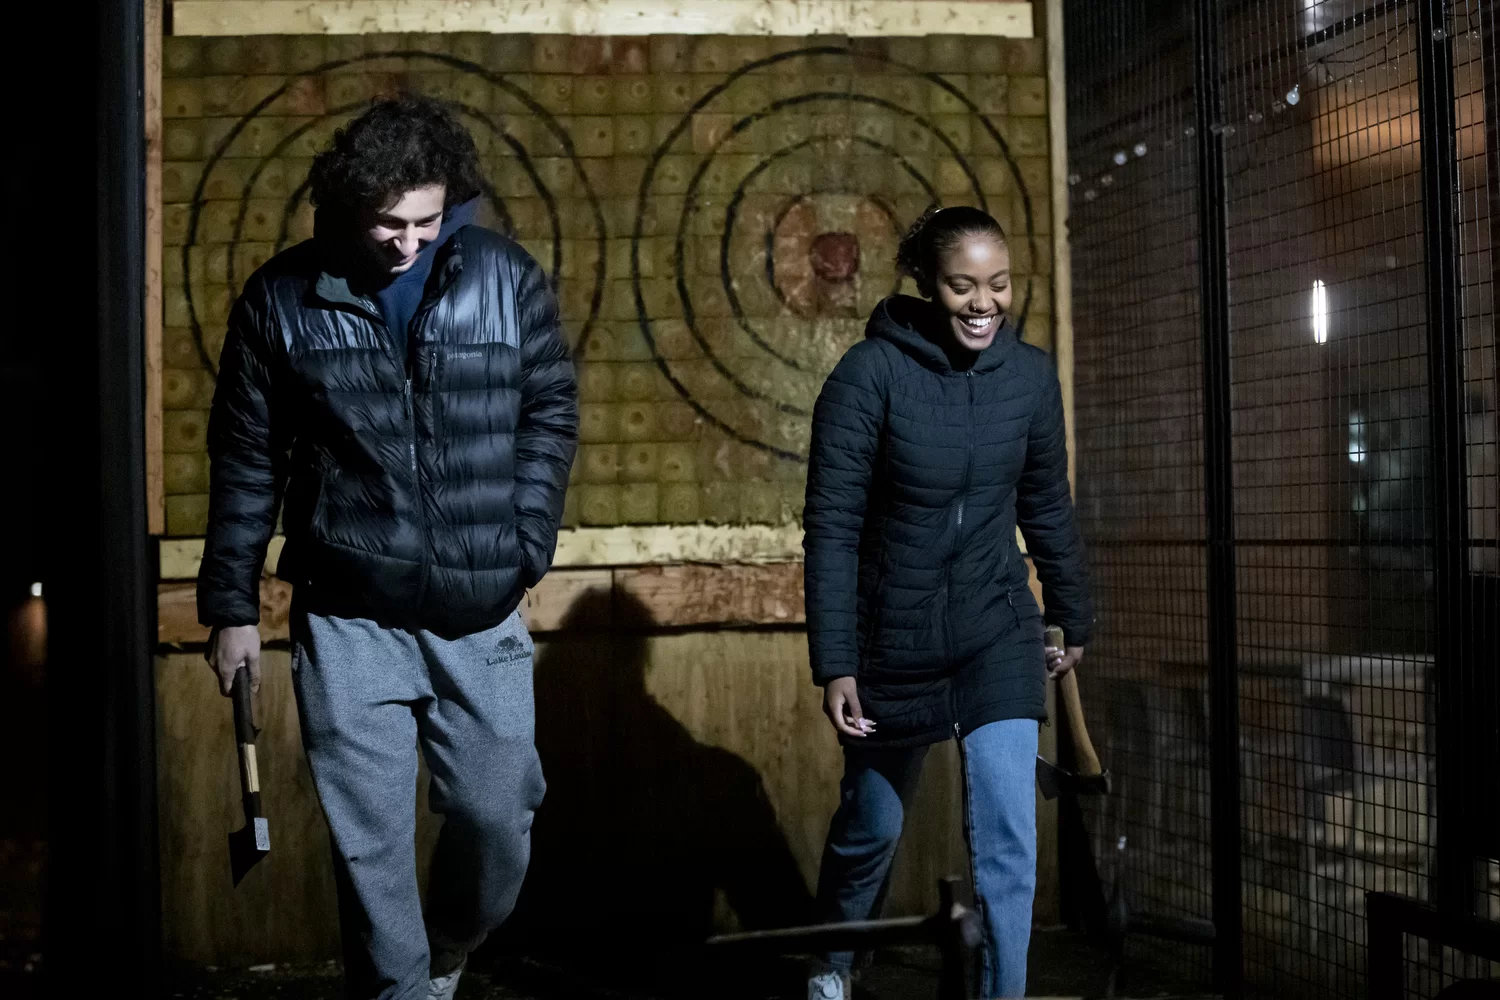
[429, 195, 480, 254]
[865, 294, 1019, 375]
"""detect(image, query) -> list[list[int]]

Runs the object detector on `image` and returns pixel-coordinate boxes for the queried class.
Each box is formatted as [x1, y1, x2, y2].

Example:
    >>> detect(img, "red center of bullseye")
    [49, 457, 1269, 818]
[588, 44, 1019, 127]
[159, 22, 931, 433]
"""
[809, 231, 861, 283]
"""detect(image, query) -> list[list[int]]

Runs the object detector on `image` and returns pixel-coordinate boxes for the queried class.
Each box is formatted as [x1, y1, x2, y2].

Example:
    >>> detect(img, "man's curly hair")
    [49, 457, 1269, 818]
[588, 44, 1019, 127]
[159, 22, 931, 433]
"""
[308, 94, 483, 218]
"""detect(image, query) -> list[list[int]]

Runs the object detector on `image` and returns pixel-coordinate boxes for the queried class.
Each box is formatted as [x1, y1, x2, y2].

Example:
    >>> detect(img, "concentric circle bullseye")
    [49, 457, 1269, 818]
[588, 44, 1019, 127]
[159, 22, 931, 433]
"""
[633, 45, 1037, 464]
[183, 50, 607, 377]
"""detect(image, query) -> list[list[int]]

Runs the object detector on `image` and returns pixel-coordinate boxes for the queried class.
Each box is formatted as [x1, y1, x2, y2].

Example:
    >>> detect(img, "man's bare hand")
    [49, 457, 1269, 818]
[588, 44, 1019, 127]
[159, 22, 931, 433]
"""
[1046, 643, 1085, 679]
[823, 676, 876, 739]
[206, 624, 262, 696]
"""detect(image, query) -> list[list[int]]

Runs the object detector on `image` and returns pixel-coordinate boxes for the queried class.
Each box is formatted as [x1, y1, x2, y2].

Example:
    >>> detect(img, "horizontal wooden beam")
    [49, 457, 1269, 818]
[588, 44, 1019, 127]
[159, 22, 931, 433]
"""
[170, 0, 1033, 37]
[157, 525, 806, 580]
[157, 553, 1042, 641]
[159, 577, 296, 644]
[156, 561, 805, 644]
[615, 562, 803, 627]
[157, 524, 1031, 580]
[555, 523, 807, 566]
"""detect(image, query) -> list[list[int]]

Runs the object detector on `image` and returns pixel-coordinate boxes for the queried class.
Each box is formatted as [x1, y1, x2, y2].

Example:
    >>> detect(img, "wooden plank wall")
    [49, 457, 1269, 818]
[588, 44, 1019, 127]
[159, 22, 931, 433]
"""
[158, 560, 1052, 964]
[158, 630, 969, 965]
[148, 0, 1067, 963]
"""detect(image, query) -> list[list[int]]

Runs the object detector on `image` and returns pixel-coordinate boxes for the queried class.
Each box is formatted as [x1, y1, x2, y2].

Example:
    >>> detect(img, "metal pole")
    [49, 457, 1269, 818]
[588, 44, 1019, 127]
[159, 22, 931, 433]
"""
[1413, 0, 1474, 919]
[1192, 0, 1242, 992]
[45, 0, 159, 991]
[1364, 893, 1406, 1000]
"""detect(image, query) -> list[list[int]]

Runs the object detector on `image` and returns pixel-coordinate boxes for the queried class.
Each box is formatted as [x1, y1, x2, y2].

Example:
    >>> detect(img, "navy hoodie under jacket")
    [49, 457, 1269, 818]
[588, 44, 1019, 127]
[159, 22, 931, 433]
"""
[374, 197, 479, 361]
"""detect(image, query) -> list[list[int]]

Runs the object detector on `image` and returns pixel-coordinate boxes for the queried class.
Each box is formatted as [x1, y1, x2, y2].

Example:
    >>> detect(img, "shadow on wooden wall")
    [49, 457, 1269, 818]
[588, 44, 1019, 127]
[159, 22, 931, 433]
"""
[499, 590, 817, 977]
[157, 589, 972, 968]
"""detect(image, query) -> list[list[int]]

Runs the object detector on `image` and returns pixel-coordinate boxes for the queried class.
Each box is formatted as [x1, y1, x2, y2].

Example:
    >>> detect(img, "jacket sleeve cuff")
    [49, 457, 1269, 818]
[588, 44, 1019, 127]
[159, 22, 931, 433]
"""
[1043, 611, 1094, 648]
[1058, 622, 1093, 647]
[199, 613, 260, 629]
[811, 664, 859, 686]
[197, 597, 261, 630]
[514, 518, 554, 588]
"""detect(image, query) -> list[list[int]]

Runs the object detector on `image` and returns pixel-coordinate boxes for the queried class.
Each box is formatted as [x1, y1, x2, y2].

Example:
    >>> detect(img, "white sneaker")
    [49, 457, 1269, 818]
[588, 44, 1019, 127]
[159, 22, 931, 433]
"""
[808, 969, 851, 1000]
[428, 958, 465, 1000]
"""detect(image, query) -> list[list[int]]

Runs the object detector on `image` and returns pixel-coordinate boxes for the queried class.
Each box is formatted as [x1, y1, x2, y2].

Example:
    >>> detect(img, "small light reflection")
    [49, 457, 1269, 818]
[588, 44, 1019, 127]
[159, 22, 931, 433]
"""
[1312, 279, 1329, 344]
[1348, 412, 1366, 464]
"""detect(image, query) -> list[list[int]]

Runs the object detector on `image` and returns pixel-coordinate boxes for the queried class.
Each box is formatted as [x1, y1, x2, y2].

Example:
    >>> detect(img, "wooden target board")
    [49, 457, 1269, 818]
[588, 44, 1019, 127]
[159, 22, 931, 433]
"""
[159, 33, 1053, 535]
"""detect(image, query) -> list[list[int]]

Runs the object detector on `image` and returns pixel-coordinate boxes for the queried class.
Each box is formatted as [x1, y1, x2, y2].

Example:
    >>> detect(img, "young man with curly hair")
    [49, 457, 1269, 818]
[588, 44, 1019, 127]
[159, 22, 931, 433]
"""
[196, 95, 578, 1000]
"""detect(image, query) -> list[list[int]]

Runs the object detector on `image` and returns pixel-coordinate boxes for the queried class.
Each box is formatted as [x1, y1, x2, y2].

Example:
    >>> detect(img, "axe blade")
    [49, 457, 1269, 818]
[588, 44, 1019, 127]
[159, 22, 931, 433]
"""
[1036, 755, 1063, 800]
[1035, 755, 1113, 799]
[229, 817, 270, 887]
[227, 667, 270, 887]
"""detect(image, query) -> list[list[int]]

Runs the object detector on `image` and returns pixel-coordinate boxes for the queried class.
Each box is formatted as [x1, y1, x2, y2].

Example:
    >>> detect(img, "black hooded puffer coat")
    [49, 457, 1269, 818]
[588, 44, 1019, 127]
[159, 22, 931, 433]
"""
[804, 296, 1094, 747]
[197, 225, 578, 638]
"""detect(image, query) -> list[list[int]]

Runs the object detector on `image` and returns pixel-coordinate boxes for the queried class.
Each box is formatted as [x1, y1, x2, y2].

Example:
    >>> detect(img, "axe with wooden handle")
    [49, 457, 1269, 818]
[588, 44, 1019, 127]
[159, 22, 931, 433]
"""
[1036, 625, 1113, 799]
[227, 666, 270, 886]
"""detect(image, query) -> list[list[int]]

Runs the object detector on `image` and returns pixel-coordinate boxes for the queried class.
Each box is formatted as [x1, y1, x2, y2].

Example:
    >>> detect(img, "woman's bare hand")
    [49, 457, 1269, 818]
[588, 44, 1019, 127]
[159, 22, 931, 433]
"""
[823, 676, 876, 738]
[1046, 643, 1084, 679]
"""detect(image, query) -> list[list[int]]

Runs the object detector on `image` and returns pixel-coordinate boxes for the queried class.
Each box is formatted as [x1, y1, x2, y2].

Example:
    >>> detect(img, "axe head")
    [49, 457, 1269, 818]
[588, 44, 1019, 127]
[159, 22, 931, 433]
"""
[228, 817, 270, 886]
[1035, 755, 1113, 800]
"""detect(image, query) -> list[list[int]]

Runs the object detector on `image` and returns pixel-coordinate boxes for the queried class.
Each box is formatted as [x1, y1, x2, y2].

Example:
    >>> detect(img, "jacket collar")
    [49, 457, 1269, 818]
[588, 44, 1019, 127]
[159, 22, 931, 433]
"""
[866, 295, 1019, 375]
[308, 228, 468, 322]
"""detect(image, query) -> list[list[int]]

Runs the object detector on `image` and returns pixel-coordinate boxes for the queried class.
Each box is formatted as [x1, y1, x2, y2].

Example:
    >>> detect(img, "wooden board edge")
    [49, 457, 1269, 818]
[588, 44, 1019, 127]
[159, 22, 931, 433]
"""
[145, 0, 165, 535]
[158, 526, 1030, 581]
[169, 0, 1034, 38]
[1045, 0, 1074, 493]
[553, 524, 806, 568]
[614, 562, 805, 628]
[157, 562, 808, 644]
[159, 527, 809, 580]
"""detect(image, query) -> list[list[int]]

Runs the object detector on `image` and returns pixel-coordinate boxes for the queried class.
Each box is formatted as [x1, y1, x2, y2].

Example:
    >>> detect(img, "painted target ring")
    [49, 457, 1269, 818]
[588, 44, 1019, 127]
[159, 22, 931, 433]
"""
[183, 50, 607, 377]
[633, 45, 1037, 464]
[726, 144, 929, 345]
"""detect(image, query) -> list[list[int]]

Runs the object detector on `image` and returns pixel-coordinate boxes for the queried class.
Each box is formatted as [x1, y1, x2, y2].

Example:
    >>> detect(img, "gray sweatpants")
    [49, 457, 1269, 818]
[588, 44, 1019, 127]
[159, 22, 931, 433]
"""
[291, 607, 545, 1000]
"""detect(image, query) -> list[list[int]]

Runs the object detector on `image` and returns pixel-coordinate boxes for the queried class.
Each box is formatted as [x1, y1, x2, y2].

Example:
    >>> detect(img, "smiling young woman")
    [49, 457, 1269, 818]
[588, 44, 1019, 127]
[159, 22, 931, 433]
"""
[802, 206, 1094, 999]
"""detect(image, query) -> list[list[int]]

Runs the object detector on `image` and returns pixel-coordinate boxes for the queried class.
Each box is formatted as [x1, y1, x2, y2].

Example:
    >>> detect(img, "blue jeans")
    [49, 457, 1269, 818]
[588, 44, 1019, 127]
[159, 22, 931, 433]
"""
[816, 719, 1039, 999]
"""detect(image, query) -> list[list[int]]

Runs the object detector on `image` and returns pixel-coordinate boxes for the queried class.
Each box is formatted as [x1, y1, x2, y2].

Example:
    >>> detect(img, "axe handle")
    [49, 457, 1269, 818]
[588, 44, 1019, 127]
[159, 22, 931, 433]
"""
[231, 666, 255, 745]
[230, 667, 263, 817]
[1059, 670, 1103, 777]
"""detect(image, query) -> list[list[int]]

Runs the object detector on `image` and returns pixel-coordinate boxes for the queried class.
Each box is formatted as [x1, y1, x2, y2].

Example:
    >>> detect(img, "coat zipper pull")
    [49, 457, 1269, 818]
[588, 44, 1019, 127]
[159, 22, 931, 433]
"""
[404, 378, 412, 418]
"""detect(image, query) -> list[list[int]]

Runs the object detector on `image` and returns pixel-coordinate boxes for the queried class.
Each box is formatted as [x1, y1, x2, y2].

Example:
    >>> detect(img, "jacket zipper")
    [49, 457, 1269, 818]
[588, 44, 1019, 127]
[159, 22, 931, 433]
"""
[402, 241, 467, 613]
[405, 377, 432, 605]
[958, 371, 973, 535]
[402, 257, 458, 612]
[942, 371, 975, 736]
[944, 371, 974, 667]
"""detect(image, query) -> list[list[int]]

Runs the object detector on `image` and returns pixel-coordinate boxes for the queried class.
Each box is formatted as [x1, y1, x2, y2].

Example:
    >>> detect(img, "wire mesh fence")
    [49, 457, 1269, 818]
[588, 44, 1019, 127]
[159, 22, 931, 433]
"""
[1065, 0, 1498, 996]
[1066, 0, 1216, 988]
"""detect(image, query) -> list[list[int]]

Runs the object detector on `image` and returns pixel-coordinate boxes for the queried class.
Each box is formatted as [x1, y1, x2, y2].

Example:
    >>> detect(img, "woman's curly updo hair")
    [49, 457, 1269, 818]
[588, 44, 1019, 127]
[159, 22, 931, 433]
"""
[308, 94, 483, 221]
[895, 205, 1008, 298]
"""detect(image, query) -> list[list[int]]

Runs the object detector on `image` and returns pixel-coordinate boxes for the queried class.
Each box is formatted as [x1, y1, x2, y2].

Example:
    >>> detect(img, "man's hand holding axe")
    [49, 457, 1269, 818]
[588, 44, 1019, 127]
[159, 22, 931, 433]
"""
[207, 625, 271, 885]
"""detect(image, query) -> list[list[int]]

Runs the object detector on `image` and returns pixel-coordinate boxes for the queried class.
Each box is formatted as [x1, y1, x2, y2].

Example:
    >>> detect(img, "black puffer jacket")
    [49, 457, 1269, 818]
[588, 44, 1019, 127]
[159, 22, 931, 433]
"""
[804, 296, 1093, 747]
[198, 224, 578, 638]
